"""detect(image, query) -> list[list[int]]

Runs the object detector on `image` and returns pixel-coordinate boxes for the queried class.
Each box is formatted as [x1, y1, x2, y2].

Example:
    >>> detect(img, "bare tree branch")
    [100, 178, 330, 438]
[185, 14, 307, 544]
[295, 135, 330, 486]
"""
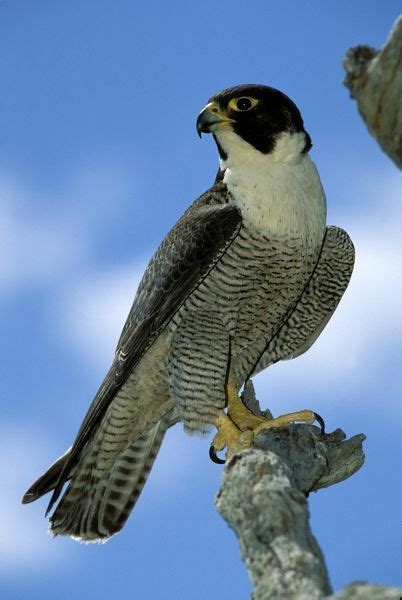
[214, 382, 401, 599]
[343, 16, 402, 168]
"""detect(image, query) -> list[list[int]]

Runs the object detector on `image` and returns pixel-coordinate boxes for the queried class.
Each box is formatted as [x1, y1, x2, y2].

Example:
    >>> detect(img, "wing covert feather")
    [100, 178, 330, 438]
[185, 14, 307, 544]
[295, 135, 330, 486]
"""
[47, 186, 241, 514]
[252, 226, 355, 375]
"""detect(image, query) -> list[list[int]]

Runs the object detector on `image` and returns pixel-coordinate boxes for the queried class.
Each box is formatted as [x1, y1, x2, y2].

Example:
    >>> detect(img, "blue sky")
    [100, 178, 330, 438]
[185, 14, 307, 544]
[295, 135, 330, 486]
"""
[1, 2, 401, 598]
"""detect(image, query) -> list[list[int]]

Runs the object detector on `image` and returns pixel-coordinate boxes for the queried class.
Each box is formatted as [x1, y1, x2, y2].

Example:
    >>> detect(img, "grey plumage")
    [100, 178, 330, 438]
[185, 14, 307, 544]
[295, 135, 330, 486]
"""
[51, 413, 176, 540]
[253, 226, 355, 373]
[23, 84, 355, 542]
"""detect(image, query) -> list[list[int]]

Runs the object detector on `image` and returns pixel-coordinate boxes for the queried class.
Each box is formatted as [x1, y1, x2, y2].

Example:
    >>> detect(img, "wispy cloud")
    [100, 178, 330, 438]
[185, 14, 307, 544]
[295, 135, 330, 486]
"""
[0, 425, 73, 573]
[304, 187, 400, 368]
[0, 176, 84, 295]
[57, 262, 146, 367]
[0, 161, 135, 298]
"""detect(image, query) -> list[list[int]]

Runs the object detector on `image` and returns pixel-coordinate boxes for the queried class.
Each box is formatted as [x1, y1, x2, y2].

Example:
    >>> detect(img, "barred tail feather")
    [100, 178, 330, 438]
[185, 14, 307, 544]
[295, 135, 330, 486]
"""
[22, 447, 72, 504]
[49, 418, 169, 543]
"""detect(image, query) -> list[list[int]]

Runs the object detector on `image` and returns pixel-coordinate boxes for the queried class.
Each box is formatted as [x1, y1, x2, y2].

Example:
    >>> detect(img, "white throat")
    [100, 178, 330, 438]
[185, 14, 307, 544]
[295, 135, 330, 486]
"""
[217, 129, 309, 169]
[215, 129, 327, 241]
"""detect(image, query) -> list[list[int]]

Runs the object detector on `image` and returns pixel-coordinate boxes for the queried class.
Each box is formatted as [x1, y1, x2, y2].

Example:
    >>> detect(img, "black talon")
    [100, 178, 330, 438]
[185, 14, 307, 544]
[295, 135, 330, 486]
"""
[209, 445, 226, 464]
[314, 412, 326, 435]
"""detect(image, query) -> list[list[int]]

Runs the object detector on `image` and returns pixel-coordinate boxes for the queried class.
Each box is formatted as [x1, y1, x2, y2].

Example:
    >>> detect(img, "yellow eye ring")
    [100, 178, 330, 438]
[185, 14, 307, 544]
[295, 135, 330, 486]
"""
[228, 97, 258, 112]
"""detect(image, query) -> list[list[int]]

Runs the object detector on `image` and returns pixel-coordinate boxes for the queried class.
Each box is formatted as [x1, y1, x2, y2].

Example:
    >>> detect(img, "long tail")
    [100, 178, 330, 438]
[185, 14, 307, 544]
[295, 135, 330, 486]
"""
[49, 417, 170, 542]
[23, 413, 172, 543]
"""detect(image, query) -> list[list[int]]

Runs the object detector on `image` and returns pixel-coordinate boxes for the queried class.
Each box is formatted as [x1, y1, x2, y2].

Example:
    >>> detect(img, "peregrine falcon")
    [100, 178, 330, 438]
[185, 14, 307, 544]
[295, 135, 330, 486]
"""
[22, 84, 354, 542]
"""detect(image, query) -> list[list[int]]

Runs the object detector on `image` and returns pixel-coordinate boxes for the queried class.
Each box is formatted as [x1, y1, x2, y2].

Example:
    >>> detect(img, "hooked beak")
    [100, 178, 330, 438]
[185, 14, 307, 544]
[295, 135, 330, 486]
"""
[196, 102, 233, 138]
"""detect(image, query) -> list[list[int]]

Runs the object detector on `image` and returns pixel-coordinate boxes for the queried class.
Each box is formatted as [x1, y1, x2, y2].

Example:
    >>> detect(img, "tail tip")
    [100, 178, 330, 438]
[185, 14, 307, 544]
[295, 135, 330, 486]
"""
[21, 489, 37, 504]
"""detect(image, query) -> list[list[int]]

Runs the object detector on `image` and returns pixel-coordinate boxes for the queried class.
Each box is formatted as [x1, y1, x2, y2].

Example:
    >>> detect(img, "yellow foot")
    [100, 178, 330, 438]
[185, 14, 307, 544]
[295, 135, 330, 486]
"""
[226, 386, 324, 434]
[210, 413, 254, 463]
[209, 386, 325, 464]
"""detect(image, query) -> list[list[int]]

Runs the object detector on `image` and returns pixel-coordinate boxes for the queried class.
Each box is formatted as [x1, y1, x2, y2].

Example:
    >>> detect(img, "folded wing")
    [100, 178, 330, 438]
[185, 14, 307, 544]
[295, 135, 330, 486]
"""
[252, 226, 355, 374]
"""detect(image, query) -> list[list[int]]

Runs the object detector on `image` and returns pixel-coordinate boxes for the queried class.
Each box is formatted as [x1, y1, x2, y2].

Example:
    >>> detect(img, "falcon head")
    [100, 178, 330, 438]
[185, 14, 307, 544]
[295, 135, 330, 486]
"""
[196, 84, 312, 160]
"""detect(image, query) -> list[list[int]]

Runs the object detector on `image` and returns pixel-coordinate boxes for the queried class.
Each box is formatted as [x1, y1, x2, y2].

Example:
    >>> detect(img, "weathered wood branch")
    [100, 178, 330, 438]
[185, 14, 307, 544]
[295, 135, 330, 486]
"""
[330, 583, 402, 600]
[214, 382, 401, 599]
[343, 15, 402, 168]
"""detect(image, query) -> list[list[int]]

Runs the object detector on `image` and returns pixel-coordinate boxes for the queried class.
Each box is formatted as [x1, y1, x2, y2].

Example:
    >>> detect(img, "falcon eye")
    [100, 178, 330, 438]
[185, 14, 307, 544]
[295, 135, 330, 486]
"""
[236, 97, 252, 110]
[228, 96, 258, 112]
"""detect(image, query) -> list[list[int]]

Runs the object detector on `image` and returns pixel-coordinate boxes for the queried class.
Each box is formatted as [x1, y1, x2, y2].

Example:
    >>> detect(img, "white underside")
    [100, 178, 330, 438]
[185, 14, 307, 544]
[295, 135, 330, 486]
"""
[215, 129, 327, 243]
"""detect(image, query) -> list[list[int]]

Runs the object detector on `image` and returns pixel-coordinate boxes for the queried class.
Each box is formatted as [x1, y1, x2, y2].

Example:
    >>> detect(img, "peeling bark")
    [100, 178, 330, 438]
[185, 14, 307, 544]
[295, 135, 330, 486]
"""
[343, 16, 402, 168]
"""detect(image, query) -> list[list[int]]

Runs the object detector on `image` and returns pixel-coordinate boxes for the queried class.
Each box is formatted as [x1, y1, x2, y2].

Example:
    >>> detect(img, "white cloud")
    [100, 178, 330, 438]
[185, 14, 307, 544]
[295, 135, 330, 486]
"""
[298, 190, 400, 370]
[0, 425, 73, 572]
[0, 162, 135, 298]
[57, 261, 147, 367]
[0, 177, 84, 294]
[145, 424, 204, 494]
